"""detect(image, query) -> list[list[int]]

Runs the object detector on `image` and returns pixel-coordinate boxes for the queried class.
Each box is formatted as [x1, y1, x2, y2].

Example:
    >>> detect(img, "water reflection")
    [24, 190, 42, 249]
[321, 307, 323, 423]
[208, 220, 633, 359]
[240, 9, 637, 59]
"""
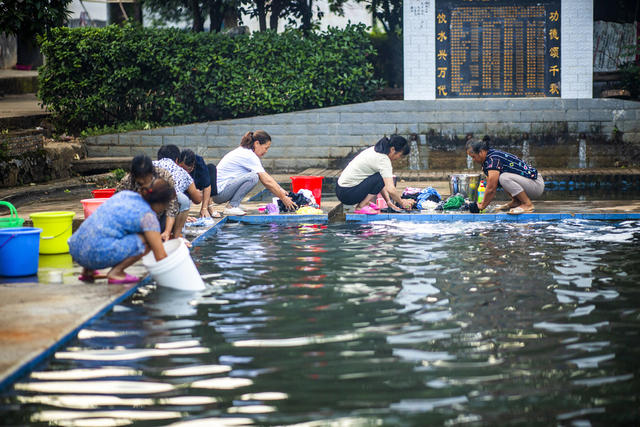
[1, 221, 639, 425]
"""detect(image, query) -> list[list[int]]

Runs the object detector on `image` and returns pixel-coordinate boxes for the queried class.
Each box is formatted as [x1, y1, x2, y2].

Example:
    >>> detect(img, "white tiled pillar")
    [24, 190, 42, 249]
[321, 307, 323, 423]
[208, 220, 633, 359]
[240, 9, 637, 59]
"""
[403, 0, 435, 100]
[561, 0, 593, 98]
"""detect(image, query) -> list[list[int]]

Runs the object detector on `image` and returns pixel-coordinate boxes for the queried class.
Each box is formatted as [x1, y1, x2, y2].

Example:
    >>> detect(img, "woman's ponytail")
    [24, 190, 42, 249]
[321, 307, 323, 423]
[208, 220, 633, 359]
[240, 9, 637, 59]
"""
[239, 130, 271, 151]
[374, 136, 390, 154]
[240, 132, 254, 149]
[374, 135, 409, 155]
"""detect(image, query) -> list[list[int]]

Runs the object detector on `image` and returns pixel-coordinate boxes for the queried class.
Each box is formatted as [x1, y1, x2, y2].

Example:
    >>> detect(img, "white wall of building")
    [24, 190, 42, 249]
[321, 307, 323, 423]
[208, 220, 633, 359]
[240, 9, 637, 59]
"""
[403, 0, 435, 100]
[69, 1, 107, 24]
[561, 0, 593, 98]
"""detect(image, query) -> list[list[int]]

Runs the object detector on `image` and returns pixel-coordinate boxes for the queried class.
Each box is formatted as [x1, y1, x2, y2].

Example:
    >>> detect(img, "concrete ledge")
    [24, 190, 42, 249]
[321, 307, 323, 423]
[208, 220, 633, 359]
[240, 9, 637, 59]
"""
[0, 276, 150, 392]
[346, 212, 640, 222]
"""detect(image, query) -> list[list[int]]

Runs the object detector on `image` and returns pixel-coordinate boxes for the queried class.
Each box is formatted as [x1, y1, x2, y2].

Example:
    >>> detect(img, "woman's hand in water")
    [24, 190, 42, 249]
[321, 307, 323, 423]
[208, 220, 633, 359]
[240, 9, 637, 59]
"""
[400, 199, 415, 210]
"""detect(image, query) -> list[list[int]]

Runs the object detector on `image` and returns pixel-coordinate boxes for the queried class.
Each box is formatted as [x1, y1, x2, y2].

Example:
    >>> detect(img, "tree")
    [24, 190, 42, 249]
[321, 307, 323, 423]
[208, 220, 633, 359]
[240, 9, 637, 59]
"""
[0, 0, 73, 67]
[143, 0, 239, 32]
[0, 0, 72, 37]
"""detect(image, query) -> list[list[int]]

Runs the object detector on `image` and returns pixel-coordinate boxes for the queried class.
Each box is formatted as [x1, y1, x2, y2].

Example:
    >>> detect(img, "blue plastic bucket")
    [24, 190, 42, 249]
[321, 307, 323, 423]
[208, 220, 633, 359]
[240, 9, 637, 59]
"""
[0, 227, 42, 277]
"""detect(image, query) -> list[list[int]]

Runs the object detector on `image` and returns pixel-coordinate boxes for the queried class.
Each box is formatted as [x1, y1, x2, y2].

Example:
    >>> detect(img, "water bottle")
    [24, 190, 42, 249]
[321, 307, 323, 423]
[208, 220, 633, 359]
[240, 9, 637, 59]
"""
[477, 180, 486, 204]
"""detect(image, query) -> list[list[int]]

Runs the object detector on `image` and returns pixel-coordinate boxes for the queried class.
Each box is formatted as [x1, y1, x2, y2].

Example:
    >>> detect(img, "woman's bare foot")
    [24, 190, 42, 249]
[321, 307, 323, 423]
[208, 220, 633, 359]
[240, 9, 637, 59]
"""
[496, 200, 521, 211]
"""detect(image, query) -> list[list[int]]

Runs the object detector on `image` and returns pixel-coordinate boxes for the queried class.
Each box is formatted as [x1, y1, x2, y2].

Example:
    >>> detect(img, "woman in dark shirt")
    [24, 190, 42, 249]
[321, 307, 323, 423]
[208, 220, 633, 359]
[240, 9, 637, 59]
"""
[178, 149, 219, 218]
[466, 137, 544, 214]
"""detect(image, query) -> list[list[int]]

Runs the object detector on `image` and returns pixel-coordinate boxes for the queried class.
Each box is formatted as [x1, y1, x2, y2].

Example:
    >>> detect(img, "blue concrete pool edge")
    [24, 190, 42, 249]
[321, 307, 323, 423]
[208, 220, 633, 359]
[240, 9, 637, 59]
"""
[346, 212, 640, 222]
[0, 276, 152, 392]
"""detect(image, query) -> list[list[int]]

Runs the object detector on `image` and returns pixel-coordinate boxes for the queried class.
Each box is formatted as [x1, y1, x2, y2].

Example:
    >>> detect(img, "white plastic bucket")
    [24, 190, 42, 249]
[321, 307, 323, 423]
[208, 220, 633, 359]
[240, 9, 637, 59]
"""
[142, 239, 205, 291]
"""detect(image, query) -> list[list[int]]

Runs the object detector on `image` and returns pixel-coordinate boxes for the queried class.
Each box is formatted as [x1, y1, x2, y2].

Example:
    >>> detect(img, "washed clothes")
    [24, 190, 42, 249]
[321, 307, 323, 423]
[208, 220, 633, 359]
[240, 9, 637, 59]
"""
[68, 191, 160, 270]
[482, 149, 538, 180]
[337, 147, 393, 188]
[216, 147, 265, 193]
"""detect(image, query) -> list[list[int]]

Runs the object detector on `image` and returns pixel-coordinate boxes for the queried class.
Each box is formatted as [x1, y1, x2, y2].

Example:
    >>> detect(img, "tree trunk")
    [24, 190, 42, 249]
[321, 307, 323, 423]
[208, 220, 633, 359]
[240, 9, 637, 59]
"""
[107, 2, 143, 25]
[300, 0, 313, 34]
[189, 0, 204, 32]
[256, 0, 267, 31]
[269, 0, 286, 30]
[208, 0, 223, 32]
[16, 33, 42, 68]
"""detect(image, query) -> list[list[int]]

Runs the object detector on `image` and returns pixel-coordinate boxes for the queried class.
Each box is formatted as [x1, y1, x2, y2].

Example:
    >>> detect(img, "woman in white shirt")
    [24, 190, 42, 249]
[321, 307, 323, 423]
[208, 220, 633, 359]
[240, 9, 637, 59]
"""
[336, 135, 415, 214]
[214, 130, 296, 215]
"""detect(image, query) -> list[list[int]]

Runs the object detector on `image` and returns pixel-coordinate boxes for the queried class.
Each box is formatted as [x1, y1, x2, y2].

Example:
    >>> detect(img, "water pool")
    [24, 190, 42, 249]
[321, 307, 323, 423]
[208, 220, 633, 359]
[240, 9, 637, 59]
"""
[1, 220, 639, 425]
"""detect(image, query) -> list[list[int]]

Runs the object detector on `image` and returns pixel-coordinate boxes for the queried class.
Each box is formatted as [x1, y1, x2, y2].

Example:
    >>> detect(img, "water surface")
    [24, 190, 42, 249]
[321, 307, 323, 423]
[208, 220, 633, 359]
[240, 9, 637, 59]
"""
[1, 220, 639, 425]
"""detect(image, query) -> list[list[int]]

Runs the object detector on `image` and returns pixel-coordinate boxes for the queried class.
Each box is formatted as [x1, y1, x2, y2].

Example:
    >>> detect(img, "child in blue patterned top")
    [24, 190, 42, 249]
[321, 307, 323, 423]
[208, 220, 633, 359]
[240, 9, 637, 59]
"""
[68, 178, 175, 284]
[466, 136, 544, 214]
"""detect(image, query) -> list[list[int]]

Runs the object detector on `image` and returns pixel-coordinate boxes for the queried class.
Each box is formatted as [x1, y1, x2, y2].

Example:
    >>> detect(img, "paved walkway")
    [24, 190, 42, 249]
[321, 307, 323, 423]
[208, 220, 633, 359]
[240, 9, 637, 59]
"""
[0, 69, 43, 117]
[0, 93, 47, 118]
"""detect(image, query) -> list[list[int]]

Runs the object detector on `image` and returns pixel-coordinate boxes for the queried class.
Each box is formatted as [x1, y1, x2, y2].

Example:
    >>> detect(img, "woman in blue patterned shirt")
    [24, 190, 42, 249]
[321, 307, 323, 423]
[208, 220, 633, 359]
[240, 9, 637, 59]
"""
[69, 178, 175, 284]
[466, 137, 544, 214]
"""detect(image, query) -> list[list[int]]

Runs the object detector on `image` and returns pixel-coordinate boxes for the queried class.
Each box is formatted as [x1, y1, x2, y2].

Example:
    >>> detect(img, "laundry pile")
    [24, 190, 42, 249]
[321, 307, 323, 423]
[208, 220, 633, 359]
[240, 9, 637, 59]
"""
[401, 187, 442, 210]
[401, 187, 477, 212]
[277, 189, 319, 212]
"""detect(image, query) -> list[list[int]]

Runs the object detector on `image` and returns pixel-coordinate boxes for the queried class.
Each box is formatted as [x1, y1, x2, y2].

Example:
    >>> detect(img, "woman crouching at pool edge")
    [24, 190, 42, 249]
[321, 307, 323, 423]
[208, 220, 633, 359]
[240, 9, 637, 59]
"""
[213, 130, 297, 216]
[336, 135, 415, 214]
[69, 178, 175, 284]
[466, 136, 544, 214]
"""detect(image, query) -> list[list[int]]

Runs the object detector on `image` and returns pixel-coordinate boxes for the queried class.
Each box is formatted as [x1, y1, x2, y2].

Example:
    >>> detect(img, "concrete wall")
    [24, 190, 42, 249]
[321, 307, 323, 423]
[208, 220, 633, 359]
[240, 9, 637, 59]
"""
[404, 0, 594, 99]
[0, 34, 17, 70]
[403, 0, 435, 100]
[85, 99, 640, 171]
[561, 0, 593, 98]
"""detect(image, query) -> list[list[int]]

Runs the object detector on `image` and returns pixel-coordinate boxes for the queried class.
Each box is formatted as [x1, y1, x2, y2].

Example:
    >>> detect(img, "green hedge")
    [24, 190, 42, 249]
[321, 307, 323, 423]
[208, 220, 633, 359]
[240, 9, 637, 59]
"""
[38, 23, 382, 133]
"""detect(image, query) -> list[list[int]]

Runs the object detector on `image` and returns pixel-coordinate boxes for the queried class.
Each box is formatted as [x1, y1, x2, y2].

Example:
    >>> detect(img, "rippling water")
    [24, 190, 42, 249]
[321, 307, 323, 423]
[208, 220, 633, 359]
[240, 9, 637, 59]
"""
[2, 220, 640, 426]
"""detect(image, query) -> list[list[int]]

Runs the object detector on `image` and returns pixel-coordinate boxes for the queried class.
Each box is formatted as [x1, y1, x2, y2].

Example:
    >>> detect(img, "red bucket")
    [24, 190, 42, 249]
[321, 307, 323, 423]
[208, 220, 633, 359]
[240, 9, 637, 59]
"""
[81, 198, 109, 218]
[290, 176, 324, 206]
[91, 188, 116, 198]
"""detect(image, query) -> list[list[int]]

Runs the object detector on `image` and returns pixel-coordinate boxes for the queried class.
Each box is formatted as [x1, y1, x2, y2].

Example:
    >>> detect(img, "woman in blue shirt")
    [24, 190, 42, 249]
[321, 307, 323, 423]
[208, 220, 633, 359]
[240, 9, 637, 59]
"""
[69, 178, 175, 284]
[466, 137, 544, 214]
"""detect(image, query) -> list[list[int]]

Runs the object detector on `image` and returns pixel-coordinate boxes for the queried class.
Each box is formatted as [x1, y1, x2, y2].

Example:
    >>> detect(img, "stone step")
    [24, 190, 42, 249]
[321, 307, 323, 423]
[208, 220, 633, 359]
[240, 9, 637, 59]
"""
[302, 167, 640, 182]
[71, 157, 640, 184]
[0, 70, 38, 95]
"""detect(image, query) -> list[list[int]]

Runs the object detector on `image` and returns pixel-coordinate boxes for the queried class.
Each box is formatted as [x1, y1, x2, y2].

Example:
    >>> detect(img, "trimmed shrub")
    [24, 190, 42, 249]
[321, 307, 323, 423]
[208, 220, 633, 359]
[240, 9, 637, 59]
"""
[38, 23, 381, 133]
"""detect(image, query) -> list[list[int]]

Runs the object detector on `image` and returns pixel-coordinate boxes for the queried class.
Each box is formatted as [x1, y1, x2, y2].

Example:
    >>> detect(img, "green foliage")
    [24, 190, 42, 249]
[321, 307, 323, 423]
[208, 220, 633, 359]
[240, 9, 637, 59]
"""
[38, 23, 381, 134]
[80, 121, 159, 137]
[0, 0, 72, 37]
[111, 168, 127, 181]
[618, 43, 640, 100]
[368, 29, 402, 88]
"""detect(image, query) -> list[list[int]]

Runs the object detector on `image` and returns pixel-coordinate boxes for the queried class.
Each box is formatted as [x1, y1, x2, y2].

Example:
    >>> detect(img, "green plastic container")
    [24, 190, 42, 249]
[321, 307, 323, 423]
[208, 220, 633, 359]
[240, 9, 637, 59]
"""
[0, 201, 25, 229]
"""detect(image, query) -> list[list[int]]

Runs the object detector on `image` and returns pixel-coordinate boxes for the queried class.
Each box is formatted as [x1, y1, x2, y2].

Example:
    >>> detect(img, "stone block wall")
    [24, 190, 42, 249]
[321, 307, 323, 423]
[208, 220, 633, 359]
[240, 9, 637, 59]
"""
[84, 98, 640, 171]
[1, 130, 44, 156]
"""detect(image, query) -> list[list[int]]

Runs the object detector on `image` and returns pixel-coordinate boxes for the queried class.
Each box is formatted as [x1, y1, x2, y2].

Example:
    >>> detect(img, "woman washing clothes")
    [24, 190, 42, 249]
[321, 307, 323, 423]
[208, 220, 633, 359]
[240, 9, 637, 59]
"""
[214, 130, 296, 216]
[69, 178, 175, 284]
[178, 148, 219, 218]
[117, 154, 180, 238]
[336, 135, 415, 214]
[466, 136, 544, 214]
